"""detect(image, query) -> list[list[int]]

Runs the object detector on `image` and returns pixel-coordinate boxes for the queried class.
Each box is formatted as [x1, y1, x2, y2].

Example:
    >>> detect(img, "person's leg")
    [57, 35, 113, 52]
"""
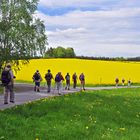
[81, 81, 85, 90]
[34, 83, 37, 91]
[4, 86, 9, 104]
[58, 82, 62, 95]
[36, 82, 40, 92]
[80, 81, 83, 90]
[56, 82, 59, 94]
[83, 81, 85, 90]
[47, 81, 51, 92]
[9, 85, 14, 103]
[65, 82, 67, 90]
[116, 82, 118, 87]
[74, 81, 77, 88]
[68, 81, 70, 90]
[75, 81, 77, 88]
[73, 82, 75, 88]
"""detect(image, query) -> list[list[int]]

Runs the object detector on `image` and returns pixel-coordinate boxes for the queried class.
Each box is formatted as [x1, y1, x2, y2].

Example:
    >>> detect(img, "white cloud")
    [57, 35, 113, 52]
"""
[39, 0, 108, 8]
[39, 0, 140, 9]
[35, 2, 140, 57]
[35, 8, 140, 29]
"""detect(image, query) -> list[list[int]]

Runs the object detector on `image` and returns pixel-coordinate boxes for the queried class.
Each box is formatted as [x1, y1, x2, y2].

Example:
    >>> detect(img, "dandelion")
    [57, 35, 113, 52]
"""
[117, 111, 120, 114]
[119, 128, 126, 131]
[42, 99, 48, 102]
[86, 126, 89, 129]
[0, 136, 5, 139]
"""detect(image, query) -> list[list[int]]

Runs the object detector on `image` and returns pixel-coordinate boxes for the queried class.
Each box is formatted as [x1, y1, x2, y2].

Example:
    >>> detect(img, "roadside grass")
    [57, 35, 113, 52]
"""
[0, 88, 140, 140]
[15, 80, 140, 87]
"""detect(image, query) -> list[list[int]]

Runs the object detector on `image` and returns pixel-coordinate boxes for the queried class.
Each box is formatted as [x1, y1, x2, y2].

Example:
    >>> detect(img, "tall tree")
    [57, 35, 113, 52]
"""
[0, 0, 47, 72]
[53, 46, 66, 58]
[44, 47, 54, 58]
[65, 47, 76, 58]
[44, 47, 76, 58]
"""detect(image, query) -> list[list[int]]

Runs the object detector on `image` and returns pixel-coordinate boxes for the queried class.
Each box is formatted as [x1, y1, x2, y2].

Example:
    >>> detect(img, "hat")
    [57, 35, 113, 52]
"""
[6, 63, 11, 68]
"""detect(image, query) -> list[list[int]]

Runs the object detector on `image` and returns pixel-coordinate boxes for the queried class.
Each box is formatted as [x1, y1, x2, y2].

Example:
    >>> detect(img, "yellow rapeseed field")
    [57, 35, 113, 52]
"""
[15, 58, 140, 85]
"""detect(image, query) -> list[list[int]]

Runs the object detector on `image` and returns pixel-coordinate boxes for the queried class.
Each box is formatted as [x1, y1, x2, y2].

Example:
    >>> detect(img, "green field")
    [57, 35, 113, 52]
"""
[0, 88, 140, 140]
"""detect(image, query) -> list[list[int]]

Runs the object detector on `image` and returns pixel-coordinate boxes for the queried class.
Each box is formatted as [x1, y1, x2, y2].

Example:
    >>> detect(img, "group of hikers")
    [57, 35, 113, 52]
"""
[115, 77, 131, 87]
[0, 63, 86, 104]
[0, 63, 134, 105]
[32, 69, 86, 95]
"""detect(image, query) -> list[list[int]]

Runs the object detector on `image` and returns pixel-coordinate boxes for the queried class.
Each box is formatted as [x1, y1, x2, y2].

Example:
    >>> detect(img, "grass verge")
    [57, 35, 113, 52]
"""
[0, 88, 140, 140]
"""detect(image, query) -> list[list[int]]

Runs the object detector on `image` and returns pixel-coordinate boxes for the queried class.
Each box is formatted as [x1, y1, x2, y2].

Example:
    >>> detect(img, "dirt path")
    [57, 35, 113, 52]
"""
[0, 83, 140, 110]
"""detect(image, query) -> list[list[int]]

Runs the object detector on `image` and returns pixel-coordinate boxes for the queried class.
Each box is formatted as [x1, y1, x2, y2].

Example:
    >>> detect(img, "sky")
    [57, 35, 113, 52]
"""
[35, 0, 140, 57]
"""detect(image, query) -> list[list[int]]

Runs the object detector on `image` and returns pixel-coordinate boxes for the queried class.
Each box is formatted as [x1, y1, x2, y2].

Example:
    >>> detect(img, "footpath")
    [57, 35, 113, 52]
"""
[0, 83, 140, 110]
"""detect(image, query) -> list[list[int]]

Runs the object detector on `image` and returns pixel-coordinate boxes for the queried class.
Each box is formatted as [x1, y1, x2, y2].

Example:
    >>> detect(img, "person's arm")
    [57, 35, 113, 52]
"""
[51, 74, 54, 80]
[10, 70, 14, 84]
[40, 74, 43, 81]
[61, 75, 64, 81]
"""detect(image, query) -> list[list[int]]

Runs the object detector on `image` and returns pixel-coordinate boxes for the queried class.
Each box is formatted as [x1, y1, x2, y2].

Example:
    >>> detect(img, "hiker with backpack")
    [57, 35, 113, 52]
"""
[55, 72, 64, 95]
[115, 77, 119, 87]
[128, 79, 131, 87]
[65, 73, 70, 90]
[1, 63, 15, 104]
[32, 70, 42, 92]
[79, 73, 85, 91]
[45, 69, 53, 93]
[72, 73, 77, 88]
[122, 78, 125, 86]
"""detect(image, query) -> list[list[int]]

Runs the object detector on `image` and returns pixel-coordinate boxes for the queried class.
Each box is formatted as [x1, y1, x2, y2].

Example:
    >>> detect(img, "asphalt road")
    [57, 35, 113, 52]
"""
[0, 83, 139, 110]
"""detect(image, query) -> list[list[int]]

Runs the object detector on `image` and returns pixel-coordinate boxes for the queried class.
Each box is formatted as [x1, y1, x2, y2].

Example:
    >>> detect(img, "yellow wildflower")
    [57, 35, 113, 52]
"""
[119, 128, 126, 131]
[86, 126, 89, 129]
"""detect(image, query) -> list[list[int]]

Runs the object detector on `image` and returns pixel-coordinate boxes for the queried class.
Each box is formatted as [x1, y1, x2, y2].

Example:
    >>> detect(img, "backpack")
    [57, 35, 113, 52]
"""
[73, 74, 77, 80]
[1, 70, 11, 86]
[34, 73, 40, 81]
[80, 74, 84, 81]
[55, 74, 61, 82]
[115, 78, 119, 83]
[45, 73, 52, 81]
[66, 75, 70, 81]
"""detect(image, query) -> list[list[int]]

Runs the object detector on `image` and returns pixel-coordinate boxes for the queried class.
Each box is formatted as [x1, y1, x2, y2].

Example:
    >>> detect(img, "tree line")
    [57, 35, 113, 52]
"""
[44, 47, 140, 61]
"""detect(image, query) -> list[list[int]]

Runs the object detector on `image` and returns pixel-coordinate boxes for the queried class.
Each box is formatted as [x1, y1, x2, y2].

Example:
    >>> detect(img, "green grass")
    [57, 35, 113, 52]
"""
[15, 80, 140, 87]
[0, 88, 140, 140]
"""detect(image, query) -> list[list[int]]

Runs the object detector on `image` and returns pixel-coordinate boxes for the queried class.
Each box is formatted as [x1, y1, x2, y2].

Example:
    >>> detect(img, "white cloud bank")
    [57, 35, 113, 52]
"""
[36, 0, 140, 57]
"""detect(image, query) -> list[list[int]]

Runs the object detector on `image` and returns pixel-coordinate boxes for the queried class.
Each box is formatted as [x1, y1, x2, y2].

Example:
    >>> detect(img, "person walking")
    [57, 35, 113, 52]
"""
[55, 72, 64, 95]
[45, 69, 53, 93]
[72, 73, 77, 88]
[1, 63, 15, 104]
[65, 73, 70, 90]
[79, 73, 85, 90]
[122, 78, 125, 86]
[32, 70, 42, 92]
[128, 79, 131, 87]
[115, 77, 119, 87]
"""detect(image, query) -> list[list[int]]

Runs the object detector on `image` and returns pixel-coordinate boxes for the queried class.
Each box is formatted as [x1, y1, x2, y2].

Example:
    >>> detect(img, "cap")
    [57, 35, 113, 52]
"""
[6, 63, 11, 68]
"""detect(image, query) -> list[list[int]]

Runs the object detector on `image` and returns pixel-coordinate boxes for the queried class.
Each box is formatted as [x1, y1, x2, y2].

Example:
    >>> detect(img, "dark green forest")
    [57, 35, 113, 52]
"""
[44, 46, 140, 61]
